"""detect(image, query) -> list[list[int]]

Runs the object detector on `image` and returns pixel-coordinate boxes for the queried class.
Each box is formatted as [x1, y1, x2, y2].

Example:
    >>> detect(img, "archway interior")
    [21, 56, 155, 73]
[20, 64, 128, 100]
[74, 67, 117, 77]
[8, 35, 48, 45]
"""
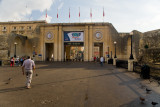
[94, 43, 103, 59]
[64, 42, 84, 61]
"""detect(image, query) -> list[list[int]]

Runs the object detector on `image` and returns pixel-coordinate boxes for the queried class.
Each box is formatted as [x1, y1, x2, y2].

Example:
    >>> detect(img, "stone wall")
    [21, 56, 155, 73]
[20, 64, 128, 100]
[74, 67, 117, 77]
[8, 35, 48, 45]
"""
[0, 34, 9, 60]
[139, 29, 160, 63]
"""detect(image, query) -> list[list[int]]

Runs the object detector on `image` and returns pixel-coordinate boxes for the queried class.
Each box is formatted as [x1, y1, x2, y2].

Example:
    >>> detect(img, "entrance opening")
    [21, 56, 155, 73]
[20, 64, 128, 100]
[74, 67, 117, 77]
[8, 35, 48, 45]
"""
[64, 42, 84, 61]
[45, 43, 54, 61]
[94, 43, 103, 60]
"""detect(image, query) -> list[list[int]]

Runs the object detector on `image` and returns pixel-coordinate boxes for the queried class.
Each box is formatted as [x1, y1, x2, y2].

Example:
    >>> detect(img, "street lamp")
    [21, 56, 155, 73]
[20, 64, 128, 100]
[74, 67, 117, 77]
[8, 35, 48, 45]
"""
[33, 46, 36, 57]
[129, 32, 134, 59]
[14, 42, 17, 58]
[114, 41, 117, 58]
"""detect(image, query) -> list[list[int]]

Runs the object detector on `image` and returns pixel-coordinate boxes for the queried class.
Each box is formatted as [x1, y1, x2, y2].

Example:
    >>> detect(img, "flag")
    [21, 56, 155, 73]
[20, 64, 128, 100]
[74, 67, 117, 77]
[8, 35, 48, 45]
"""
[103, 7, 105, 17]
[57, 9, 58, 19]
[69, 8, 70, 19]
[79, 7, 80, 17]
[46, 9, 47, 18]
[90, 8, 92, 18]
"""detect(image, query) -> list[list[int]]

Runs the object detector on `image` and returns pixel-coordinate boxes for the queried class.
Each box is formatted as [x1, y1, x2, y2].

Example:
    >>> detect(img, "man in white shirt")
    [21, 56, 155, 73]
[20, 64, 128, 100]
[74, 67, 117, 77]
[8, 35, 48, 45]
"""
[22, 56, 35, 89]
[100, 56, 104, 66]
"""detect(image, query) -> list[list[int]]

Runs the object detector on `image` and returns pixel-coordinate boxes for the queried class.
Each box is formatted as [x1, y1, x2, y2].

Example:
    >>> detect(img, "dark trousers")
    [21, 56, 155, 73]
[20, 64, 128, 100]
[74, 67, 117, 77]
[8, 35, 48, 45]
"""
[100, 62, 103, 66]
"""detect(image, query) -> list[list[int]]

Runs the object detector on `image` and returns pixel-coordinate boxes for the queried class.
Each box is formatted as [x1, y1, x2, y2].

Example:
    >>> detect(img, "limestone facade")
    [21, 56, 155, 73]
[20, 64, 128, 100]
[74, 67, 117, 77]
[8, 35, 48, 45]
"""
[1, 20, 159, 62]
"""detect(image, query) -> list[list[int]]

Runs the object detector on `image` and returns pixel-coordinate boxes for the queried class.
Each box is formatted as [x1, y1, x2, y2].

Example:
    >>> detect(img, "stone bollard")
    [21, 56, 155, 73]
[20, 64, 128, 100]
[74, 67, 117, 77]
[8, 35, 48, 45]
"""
[128, 59, 134, 71]
[106, 58, 109, 64]
[113, 58, 117, 65]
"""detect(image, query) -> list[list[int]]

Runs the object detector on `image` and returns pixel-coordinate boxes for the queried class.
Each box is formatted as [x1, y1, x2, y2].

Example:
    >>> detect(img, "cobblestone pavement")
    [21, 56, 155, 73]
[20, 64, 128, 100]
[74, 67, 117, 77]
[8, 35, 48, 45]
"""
[0, 62, 160, 107]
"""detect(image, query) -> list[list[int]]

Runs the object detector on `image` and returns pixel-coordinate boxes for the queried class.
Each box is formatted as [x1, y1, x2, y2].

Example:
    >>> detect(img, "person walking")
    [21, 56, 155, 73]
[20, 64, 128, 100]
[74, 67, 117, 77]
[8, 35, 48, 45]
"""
[10, 57, 14, 67]
[20, 57, 24, 66]
[22, 56, 35, 89]
[100, 56, 104, 66]
[15, 56, 20, 66]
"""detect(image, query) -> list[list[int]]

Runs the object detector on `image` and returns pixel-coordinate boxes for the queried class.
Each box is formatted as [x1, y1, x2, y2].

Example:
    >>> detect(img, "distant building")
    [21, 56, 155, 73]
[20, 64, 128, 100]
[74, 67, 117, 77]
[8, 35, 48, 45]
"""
[1, 20, 158, 62]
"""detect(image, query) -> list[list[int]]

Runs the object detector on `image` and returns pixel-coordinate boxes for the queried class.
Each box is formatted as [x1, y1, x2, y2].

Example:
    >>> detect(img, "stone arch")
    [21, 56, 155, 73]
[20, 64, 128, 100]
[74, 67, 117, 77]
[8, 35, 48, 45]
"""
[8, 33, 27, 57]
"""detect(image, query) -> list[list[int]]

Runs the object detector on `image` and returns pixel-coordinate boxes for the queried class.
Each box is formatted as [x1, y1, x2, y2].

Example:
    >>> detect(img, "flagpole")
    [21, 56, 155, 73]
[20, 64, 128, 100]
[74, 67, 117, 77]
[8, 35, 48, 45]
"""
[26, 3, 27, 21]
[45, 9, 47, 22]
[69, 8, 70, 23]
[103, 7, 105, 23]
[90, 8, 92, 22]
[57, 8, 58, 23]
[103, 7, 104, 22]
[79, 7, 80, 23]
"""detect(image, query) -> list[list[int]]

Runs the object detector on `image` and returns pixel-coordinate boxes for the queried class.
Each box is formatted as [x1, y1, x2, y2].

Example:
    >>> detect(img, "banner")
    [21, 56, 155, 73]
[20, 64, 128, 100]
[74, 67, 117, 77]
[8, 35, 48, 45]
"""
[64, 32, 84, 42]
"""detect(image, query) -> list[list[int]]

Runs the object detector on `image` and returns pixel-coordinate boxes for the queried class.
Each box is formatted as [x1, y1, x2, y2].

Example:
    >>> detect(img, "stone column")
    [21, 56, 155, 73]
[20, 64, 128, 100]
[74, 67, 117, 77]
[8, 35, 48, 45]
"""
[89, 26, 93, 61]
[84, 26, 89, 61]
[128, 59, 134, 71]
[58, 26, 62, 61]
[40, 27, 45, 61]
[54, 26, 58, 61]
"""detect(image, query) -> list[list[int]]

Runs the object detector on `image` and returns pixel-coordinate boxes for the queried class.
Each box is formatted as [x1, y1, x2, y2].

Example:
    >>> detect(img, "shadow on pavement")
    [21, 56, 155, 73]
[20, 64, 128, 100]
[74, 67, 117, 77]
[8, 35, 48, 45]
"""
[0, 86, 26, 93]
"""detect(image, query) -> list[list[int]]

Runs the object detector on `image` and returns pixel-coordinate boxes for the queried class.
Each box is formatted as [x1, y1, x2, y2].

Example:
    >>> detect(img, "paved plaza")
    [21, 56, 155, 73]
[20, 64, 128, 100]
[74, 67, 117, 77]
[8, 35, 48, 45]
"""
[0, 62, 160, 107]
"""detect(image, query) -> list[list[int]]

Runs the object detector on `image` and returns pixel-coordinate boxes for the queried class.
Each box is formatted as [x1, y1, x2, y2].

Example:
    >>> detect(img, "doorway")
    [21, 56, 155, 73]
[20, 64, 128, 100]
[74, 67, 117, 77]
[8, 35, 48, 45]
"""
[45, 43, 54, 61]
[64, 42, 84, 61]
[94, 43, 103, 59]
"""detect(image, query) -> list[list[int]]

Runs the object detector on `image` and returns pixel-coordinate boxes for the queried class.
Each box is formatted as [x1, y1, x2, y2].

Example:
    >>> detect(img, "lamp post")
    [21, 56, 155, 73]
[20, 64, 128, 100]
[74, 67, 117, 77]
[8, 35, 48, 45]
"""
[14, 42, 17, 58]
[33, 46, 36, 57]
[114, 41, 117, 58]
[129, 32, 134, 59]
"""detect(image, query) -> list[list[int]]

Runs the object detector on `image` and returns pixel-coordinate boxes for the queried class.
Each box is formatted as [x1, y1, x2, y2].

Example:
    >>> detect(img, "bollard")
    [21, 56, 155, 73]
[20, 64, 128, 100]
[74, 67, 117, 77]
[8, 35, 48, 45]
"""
[128, 59, 134, 71]
[113, 58, 117, 65]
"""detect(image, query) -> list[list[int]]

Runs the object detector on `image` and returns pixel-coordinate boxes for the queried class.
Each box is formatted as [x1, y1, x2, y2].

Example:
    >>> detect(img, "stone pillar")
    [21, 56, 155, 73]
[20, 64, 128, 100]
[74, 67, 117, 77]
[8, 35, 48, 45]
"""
[128, 59, 134, 71]
[89, 26, 93, 61]
[84, 26, 89, 61]
[113, 58, 117, 65]
[40, 27, 45, 61]
[54, 26, 58, 61]
[58, 26, 62, 61]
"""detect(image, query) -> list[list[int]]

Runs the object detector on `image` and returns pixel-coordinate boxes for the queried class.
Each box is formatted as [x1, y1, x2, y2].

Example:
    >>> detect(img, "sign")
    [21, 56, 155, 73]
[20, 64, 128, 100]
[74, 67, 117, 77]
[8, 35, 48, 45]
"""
[64, 42, 84, 46]
[64, 32, 84, 42]
[38, 54, 42, 57]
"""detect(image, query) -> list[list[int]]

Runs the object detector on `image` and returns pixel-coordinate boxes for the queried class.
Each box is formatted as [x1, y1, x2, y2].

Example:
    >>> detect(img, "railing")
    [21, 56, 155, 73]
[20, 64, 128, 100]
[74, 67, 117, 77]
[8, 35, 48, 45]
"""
[116, 60, 128, 69]
[133, 62, 160, 80]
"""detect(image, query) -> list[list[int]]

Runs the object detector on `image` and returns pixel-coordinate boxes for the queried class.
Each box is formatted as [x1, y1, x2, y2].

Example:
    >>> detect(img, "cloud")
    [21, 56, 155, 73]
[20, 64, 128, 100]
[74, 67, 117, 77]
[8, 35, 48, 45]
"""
[0, 0, 54, 21]
[58, 2, 64, 10]
[39, 15, 52, 23]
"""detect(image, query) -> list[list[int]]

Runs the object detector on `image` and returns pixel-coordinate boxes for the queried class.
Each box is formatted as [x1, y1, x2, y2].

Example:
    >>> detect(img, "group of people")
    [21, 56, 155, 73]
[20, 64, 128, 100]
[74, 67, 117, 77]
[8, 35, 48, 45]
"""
[92, 56, 105, 66]
[10, 56, 25, 67]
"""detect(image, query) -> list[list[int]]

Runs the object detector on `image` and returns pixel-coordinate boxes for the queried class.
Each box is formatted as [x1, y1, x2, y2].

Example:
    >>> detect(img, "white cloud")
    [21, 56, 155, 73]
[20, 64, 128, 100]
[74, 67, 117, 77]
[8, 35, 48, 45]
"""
[0, 0, 54, 21]
[39, 15, 52, 23]
[58, 2, 64, 10]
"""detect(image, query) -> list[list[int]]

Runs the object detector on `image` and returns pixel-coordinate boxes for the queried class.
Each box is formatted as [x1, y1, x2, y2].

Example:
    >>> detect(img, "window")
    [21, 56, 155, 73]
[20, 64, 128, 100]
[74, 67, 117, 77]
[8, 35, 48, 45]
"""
[3, 26, 6, 30]
[2, 26, 7, 31]
[20, 26, 24, 30]
[28, 26, 32, 30]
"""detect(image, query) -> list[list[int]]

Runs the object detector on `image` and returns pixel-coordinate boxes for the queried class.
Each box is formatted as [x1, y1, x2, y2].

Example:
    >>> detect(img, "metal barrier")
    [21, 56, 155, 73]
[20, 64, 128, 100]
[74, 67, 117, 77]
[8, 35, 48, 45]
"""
[133, 62, 160, 80]
[108, 58, 113, 64]
[0, 60, 2, 66]
[116, 60, 128, 69]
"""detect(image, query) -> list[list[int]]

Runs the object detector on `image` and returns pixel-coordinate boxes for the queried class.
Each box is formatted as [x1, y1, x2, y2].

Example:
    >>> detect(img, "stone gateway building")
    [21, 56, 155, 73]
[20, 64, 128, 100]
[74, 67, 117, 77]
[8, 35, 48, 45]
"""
[0, 20, 159, 63]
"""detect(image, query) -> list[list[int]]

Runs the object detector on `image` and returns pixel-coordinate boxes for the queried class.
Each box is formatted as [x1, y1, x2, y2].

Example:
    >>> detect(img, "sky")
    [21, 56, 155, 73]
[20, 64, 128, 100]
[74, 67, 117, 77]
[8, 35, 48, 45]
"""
[0, 0, 160, 32]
